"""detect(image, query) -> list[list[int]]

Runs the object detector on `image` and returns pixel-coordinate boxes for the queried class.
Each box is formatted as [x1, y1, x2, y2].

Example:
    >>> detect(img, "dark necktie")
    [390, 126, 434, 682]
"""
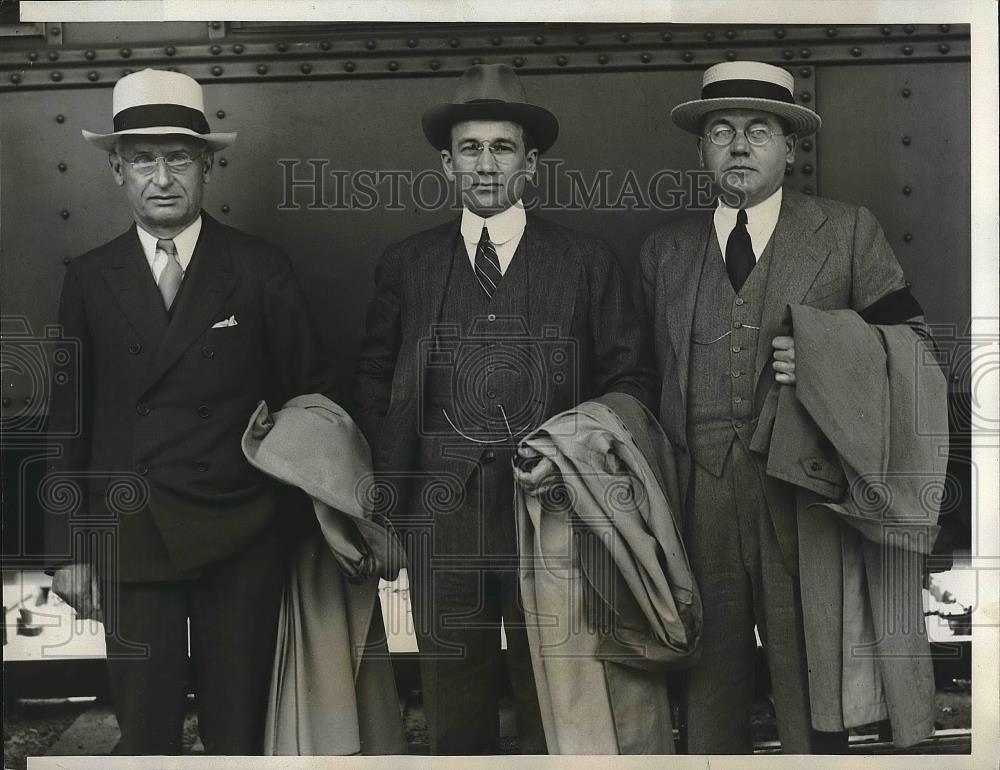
[725, 209, 755, 293]
[474, 225, 502, 298]
[156, 238, 183, 310]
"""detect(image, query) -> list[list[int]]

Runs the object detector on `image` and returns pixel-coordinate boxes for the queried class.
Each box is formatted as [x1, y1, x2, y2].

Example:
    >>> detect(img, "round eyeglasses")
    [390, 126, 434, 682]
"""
[123, 151, 203, 175]
[705, 125, 785, 147]
[456, 140, 519, 161]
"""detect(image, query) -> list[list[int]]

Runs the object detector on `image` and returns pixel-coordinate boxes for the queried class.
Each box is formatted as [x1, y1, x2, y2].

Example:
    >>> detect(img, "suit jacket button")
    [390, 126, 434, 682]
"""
[201, 345, 215, 359]
[194, 462, 209, 472]
[735, 297, 745, 306]
[482, 450, 496, 463]
[134, 463, 148, 475]
[197, 405, 211, 418]
[810, 460, 823, 472]
[136, 403, 151, 416]
[128, 342, 142, 355]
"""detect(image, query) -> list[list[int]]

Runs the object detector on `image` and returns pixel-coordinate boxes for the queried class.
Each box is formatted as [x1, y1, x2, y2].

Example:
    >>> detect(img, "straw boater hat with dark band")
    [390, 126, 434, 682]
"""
[422, 63, 559, 153]
[671, 61, 821, 137]
[82, 68, 237, 151]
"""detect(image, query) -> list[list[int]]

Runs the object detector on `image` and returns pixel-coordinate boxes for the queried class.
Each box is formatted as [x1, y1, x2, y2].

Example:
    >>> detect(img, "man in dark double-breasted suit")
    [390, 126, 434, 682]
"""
[353, 64, 656, 755]
[45, 69, 335, 755]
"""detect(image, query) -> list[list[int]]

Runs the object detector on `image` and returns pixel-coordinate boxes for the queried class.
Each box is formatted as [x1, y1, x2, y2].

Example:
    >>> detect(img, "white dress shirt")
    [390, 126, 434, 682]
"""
[136, 215, 202, 283]
[460, 202, 527, 276]
[713, 187, 782, 261]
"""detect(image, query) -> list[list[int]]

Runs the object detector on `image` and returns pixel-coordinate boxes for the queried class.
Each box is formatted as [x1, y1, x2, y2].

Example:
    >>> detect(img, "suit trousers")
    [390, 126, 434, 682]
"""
[402, 453, 547, 755]
[681, 438, 847, 754]
[101, 527, 286, 755]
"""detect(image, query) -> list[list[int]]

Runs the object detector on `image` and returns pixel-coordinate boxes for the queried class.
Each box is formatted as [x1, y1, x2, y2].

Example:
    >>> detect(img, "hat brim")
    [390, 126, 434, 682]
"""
[82, 126, 237, 152]
[422, 102, 559, 153]
[670, 97, 821, 137]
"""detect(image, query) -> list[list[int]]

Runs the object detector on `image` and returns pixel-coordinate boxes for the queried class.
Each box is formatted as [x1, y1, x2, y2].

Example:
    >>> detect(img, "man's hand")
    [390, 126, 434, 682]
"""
[51, 562, 103, 623]
[772, 335, 796, 384]
[513, 445, 559, 495]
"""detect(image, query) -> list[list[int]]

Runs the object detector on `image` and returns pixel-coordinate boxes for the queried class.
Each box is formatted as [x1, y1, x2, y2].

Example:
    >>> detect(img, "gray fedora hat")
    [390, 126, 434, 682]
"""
[422, 63, 559, 152]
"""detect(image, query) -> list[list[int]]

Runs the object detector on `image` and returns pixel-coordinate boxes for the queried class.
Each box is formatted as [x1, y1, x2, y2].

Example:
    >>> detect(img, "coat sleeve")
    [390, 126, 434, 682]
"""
[585, 239, 658, 412]
[351, 244, 404, 450]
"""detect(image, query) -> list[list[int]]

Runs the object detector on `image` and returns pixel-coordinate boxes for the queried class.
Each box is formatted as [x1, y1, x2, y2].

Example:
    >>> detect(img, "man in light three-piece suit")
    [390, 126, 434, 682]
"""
[353, 64, 656, 755]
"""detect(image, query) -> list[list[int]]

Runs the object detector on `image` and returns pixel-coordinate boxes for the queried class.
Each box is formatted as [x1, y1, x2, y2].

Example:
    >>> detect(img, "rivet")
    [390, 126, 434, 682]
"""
[598, 54, 609, 64]
[221, 204, 230, 213]
[905, 279, 913, 288]
[802, 164, 813, 175]
[782, 49, 794, 60]
[256, 64, 268, 75]
[218, 157, 228, 167]
[365, 39, 376, 50]
[556, 55, 568, 66]
[902, 136, 911, 145]
[50, 26, 61, 36]
[534, 35, 545, 45]
[233, 44, 245, 54]
[85, 49, 96, 60]
[63, 257, 72, 266]
[826, 28, 838, 37]
[60, 209, 70, 219]
[429, 59, 441, 70]
[901, 88, 911, 97]
[902, 45, 914, 56]
[28, 51, 38, 61]
[216, 110, 226, 119]
[87, 71, 100, 82]
[9, 73, 21, 84]
[301, 63, 314, 74]
[881, 26, 892, 36]
[471, 57, 483, 65]
[57, 162, 67, 172]
[903, 185, 912, 195]
[211, 21, 222, 30]
[904, 24, 915, 34]
[903, 232, 913, 242]
[407, 38, 418, 48]
[938, 43, 950, 54]
[344, 61, 356, 72]
[47, 51, 59, 61]
[800, 91, 812, 102]
[619, 33, 631, 43]
[682, 51, 694, 62]
[576, 35, 587, 45]
[704, 31, 715, 41]
[803, 187, 814, 195]
[1, 398, 8, 409]
[211, 45, 222, 55]
[120, 48, 131, 58]
[51, 71, 62, 82]
[56, 114, 65, 123]
[387, 60, 398, 71]
[725, 30, 737, 40]
[492, 36, 503, 46]
[726, 51, 737, 61]
[513, 57, 525, 67]
[661, 31, 673, 42]
[940, 24, 951, 33]
[165, 45, 176, 56]
[211, 66, 223, 76]
[277, 42, 289, 52]
[801, 140, 813, 151]
[800, 48, 811, 58]
[800, 67, 811, 78]
[775, 28, 786, 39]
[449, 38, 460, 48]
[850, 46, 863, 57]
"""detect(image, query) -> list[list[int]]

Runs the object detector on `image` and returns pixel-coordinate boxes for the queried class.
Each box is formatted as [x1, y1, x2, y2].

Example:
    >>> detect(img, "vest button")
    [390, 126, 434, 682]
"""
[487, 390, 497, 399]
[197, 405, 211, 418]
[128, 342, 142, 355]
[201, 345, 215, 358]
[735, 297, 745, 306]
[734, 396, 743, 404]
[732, 321, 742, 329]
[732, 370, 742, 378]
[731, 345, 742, 353]
[136, 403, 151, 416]
[487, 313, 497, 322]
[134, 463, 148, 475]
[734, 421, 745, 429]
[482, 450, 496, 463]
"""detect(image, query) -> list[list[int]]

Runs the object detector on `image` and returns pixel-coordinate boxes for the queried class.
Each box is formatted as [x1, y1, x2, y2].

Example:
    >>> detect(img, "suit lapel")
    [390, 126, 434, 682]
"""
[142, 215, 238, 394]
[752, 191, 832, 392]
[99, 227, 169, 348]
[412, 218, 460, 336]
[524, 214, 576, 340]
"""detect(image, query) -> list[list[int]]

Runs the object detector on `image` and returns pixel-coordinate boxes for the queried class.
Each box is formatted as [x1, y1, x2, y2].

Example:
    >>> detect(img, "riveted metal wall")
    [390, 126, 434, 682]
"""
[0, 22, 972, 557]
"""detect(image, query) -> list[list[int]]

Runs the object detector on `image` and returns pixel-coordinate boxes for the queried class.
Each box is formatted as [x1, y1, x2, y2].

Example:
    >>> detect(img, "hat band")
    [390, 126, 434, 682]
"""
[113, 104, 210, 134]
[700, 79, 795, 104]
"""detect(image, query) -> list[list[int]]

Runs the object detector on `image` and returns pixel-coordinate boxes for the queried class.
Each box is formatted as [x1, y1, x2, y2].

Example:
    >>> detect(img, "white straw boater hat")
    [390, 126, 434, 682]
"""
[82, 68, 237, 151]
[671, 61, 821, 137]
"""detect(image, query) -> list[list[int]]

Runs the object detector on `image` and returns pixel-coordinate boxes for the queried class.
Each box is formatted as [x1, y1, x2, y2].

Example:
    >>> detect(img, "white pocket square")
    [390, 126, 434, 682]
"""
[211, 315, 238, 329]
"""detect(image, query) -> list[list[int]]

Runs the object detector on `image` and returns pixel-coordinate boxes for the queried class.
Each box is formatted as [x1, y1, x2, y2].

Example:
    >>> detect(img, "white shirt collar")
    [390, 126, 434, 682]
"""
[713, 186, 783, 259]
[460, 201, 527, 247]
[136, 215, 202, 277]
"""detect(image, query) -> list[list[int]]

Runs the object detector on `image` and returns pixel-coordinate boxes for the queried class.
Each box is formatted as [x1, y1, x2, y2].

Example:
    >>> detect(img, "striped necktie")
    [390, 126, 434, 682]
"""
[474, 225, 502, 298]
[156, 238, 183, 310]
